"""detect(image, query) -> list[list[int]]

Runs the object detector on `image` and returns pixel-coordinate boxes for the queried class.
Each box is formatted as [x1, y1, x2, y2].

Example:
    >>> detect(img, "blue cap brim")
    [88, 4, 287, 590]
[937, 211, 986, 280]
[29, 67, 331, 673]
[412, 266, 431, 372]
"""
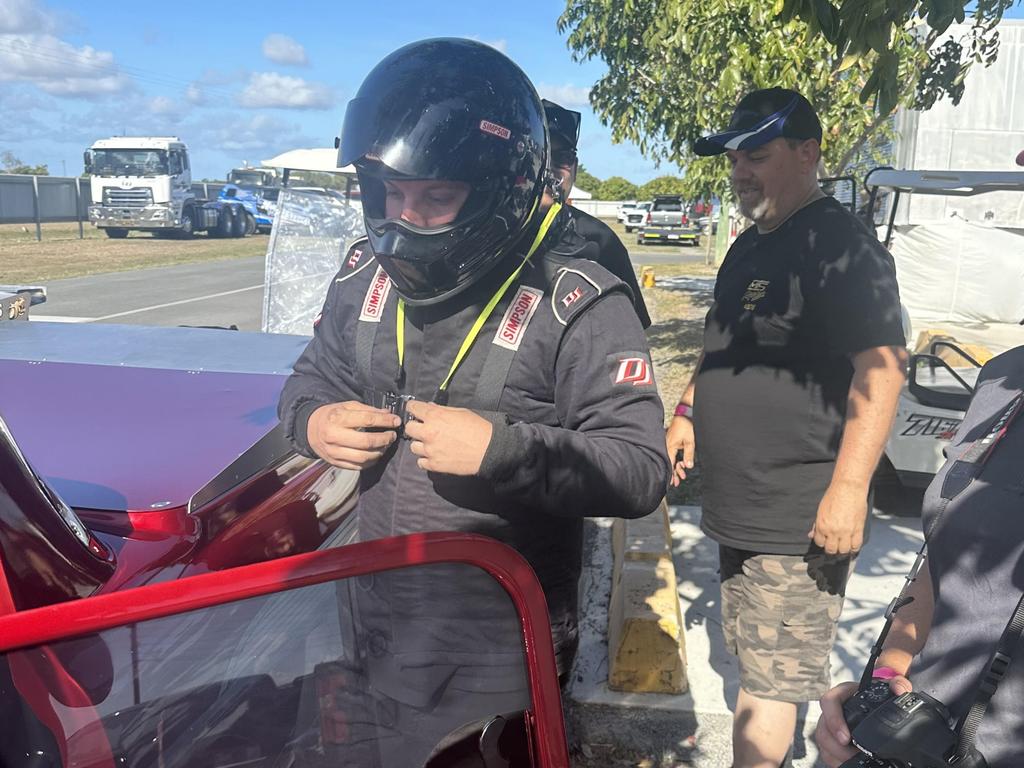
[693, 98, 800, 157]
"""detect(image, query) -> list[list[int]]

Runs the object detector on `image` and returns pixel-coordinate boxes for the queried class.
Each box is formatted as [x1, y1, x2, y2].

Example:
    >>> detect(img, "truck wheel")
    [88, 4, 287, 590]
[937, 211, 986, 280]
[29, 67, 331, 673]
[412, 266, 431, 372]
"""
[176, 208, 195, 239]
[211, 207, 231, 238]
[104, 228, 129, 239]
[243, 212, 257, 236]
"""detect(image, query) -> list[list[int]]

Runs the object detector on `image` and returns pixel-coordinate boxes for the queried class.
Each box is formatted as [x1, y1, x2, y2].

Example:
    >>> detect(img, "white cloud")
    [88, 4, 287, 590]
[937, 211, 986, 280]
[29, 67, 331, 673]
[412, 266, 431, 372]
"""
[192, 113, 312, 154]
[185, 83, 206, 105]
[237, 72, 334, 110]
[149, 95, 176, 115]
[537, 82, 591, 108]
[0, 0, 57, 34]
[0, 31, 130, 97]
[262, 33, 308, 66]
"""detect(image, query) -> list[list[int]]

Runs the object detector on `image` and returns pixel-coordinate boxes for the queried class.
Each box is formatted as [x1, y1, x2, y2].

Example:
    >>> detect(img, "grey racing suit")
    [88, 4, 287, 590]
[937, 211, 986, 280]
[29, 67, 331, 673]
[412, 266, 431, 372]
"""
[278, 215, 668, 680]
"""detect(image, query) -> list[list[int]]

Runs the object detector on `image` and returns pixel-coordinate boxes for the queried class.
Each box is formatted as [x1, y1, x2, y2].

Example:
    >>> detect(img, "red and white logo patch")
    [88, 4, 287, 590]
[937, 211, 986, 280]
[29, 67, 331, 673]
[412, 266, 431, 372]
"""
[347, 248, 363, 269]
[479, 120, 511, 140]
[493, 286, 542, 351]
[313, 311, 323, 329]
[614, 357, 653, 386]
[560, 286, 584, 308]
[359, 266, 392, 322]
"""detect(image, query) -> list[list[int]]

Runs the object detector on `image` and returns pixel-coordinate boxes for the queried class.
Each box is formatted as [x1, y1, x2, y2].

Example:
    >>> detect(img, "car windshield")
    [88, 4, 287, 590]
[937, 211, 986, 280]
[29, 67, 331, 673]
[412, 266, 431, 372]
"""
[89, 149, 168, 177]
[229, 170, 274, 187]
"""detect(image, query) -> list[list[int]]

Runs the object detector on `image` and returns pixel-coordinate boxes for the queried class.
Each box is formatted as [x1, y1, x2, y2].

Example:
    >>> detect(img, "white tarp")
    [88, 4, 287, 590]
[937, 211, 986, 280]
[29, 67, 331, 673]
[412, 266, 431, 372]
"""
[262, 189, 365, 335]
[890, 219, 1024, 351]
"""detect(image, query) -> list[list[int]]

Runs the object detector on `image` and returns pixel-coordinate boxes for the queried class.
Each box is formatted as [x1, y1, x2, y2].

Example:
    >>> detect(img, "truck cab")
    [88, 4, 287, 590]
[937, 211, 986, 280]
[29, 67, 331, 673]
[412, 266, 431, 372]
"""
[85, 137, 196, 238]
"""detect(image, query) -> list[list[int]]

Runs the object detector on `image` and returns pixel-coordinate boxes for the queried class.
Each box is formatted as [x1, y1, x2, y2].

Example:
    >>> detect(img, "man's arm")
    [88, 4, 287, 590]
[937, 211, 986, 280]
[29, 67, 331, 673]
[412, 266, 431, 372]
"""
[474, 290, 670, 519]
[666, 351, 703, 486]
[810, 344, 909, 554]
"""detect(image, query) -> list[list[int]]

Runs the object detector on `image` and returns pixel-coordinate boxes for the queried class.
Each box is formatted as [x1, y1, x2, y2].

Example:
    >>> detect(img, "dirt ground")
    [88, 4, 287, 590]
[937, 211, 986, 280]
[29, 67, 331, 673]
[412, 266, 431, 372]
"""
[0, 222, 267, 283]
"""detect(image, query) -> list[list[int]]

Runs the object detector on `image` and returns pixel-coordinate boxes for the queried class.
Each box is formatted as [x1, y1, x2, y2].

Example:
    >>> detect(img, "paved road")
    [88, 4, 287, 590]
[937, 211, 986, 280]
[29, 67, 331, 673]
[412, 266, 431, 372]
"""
[28, 249, 708, 329]
[32, 256, 266, 330]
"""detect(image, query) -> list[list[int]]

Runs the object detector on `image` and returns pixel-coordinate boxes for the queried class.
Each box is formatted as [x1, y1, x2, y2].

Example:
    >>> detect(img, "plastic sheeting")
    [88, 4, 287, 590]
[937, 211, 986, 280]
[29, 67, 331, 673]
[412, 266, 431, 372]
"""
[262, 188, 365, 335]
[890, 220, 1024, 352]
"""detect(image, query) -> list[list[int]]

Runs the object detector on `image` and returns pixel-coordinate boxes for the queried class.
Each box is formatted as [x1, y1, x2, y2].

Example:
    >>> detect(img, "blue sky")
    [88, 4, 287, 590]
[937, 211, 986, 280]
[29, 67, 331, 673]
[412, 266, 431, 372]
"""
[1, 0, 1021, 182]
[0, 0, 672, 183]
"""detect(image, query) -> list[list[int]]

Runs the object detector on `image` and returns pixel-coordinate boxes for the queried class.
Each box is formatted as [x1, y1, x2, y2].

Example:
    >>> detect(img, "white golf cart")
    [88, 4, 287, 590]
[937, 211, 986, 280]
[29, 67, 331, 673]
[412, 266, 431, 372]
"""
[864, 168, 1024, 509]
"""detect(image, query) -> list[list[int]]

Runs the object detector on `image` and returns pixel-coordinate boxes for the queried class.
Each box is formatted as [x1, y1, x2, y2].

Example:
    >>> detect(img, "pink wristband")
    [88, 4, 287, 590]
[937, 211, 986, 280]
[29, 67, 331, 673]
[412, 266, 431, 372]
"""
[674, 403, 693, 418]
[872, 666, 899, 680]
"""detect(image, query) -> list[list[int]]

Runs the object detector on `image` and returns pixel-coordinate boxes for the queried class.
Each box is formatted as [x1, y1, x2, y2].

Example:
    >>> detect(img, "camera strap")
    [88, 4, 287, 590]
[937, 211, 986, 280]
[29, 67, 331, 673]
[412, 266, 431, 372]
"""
[954, 592, 1024, 760]
[858, 393, 1024, 706]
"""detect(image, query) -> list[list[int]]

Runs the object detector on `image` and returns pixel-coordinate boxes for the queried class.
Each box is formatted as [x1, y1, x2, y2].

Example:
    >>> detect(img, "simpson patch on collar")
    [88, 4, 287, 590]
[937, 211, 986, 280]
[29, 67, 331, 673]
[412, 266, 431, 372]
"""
[359, 266, 392, 322]
[494, 286, 543, 351]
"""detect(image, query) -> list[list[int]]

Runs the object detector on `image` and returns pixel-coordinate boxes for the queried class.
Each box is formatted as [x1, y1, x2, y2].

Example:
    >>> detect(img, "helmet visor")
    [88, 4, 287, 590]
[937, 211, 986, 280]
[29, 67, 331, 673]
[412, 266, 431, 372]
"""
[339, 95, 533, 184]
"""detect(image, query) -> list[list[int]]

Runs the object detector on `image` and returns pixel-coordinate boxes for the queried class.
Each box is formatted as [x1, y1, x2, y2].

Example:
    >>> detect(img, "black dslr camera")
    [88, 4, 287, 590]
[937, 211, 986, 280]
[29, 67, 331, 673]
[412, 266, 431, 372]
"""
[364, 389, 416, 438]
[839, 594, 988, 768]
[839, 689, 986, 768]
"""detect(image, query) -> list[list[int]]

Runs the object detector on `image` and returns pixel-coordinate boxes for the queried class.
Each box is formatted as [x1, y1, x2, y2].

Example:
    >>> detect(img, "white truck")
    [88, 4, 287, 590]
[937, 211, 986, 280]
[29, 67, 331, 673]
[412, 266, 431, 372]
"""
[85, 137, 253, 239]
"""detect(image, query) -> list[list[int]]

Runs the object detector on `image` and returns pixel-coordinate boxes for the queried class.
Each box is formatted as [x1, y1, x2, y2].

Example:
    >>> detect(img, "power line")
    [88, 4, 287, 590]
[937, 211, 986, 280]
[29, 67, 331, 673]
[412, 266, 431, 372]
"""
[0, 36, 243, 102]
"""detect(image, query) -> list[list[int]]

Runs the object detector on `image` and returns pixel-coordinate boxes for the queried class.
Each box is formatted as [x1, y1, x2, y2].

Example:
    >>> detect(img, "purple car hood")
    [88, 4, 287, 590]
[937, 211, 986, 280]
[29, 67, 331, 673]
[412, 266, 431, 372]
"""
[0, 322, 311, 513]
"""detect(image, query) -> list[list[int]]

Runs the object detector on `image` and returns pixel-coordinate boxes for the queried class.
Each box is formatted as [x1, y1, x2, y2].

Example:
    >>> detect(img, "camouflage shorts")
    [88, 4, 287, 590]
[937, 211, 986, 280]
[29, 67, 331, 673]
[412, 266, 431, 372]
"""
[719, 544, 854, 703]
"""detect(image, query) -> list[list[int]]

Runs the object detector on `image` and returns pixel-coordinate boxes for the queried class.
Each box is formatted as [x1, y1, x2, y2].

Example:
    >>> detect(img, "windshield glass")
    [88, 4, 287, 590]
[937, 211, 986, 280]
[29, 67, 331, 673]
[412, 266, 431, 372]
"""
[0, 562, 532, 768]
[89, 149, 168, 177]
[229, 170, 274, 187]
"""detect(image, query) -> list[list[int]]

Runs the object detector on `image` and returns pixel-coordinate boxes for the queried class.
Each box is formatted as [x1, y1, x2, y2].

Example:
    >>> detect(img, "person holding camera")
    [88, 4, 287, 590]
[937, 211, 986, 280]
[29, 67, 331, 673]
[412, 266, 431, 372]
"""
[816, 346, 1024, 768]
[278, 37, 667, 680]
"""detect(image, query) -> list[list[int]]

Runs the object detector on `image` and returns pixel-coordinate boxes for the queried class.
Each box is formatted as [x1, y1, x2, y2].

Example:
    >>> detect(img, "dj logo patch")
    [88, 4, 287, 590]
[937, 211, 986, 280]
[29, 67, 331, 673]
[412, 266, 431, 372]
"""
[347, 248, 363, 269]
[612, 355, 653, 387]
[560, 286, 584, 308]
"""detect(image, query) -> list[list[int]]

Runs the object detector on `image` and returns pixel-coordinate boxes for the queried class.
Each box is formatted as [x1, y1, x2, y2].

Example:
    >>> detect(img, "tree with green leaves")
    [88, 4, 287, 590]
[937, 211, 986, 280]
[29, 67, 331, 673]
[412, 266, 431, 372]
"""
[558, 0, 1016, 199]
[1, 151, 49, 176]
[639, 175, 687, 199]
[597, 175, 639, 200]
[575, 164, 603, 195]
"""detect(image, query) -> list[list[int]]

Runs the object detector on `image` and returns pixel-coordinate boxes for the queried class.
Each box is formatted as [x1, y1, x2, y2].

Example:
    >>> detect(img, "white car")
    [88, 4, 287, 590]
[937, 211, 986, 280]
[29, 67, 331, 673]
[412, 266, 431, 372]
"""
[624, 201, 652, 233]
[616, 201, 637, 223]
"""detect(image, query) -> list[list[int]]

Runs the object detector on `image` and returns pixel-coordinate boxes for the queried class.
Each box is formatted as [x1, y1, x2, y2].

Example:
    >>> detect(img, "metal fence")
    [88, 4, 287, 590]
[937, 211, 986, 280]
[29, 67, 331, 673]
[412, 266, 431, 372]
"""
[0, 174, 229, 240]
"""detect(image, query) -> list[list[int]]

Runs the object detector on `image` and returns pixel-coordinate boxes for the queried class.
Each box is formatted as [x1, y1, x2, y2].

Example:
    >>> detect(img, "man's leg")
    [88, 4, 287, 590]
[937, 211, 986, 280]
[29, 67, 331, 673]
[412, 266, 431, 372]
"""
[723, 548, 854, 768]
[733, 687, 796, 768]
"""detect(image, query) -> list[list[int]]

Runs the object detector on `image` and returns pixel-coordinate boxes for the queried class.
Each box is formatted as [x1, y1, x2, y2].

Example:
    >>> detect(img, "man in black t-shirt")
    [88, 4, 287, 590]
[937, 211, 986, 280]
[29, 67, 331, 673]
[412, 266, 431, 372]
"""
[664, 88, 908, 768]
[542, 99, 651, 327]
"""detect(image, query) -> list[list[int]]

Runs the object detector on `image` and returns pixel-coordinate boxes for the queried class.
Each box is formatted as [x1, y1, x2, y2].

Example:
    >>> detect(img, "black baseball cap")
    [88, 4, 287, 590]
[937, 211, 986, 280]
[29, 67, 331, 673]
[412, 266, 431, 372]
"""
[542, 99, 582, 149]
[693, 87, 822, 157]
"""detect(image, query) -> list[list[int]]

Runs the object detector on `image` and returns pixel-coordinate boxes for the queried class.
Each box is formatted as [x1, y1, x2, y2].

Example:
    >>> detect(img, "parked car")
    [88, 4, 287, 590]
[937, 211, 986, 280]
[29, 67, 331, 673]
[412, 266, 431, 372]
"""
[624, 201, 652, 233]
[0, 318, 361, 615]
[616, 200, 638, 223]
[637, 195, 701, 246]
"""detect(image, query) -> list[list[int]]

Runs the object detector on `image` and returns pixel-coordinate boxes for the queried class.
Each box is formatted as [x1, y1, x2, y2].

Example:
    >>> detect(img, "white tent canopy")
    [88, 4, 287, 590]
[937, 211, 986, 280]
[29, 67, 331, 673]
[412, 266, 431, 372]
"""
[569, 185, 592, 200]
[261, 148, 357, 176]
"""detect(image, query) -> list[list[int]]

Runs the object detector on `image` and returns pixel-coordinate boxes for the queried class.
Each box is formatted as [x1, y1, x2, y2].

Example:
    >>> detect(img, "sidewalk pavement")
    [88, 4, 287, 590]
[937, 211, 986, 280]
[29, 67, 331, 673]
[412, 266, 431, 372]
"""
[567, 505, 925, 767]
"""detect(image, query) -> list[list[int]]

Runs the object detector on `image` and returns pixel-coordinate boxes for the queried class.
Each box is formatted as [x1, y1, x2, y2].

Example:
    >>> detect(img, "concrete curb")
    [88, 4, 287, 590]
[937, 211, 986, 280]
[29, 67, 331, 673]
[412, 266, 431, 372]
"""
[607, 503, 688, 694]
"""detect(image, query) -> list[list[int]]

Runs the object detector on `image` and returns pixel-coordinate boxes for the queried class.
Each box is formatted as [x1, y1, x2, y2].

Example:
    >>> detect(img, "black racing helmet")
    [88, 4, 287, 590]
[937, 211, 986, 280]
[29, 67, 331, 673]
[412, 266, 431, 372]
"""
[337, 38, 548, 306]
